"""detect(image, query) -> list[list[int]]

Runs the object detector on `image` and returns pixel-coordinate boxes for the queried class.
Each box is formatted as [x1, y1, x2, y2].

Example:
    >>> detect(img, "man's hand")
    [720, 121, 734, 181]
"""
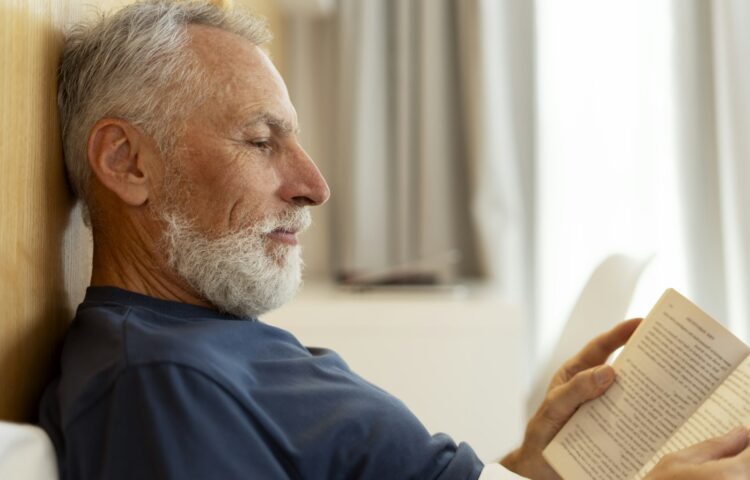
[645, 427, 750, 479]
[500, 318, 642, 479]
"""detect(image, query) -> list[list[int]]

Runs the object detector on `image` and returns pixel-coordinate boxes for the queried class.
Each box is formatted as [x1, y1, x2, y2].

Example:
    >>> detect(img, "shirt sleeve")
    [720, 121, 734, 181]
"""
[478, 463, 528, 479]
[61, 364, 299, 480]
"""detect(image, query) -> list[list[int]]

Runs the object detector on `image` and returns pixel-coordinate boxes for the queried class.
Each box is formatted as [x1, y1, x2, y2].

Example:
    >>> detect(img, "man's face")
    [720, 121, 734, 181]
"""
[151, 25, 329, 317]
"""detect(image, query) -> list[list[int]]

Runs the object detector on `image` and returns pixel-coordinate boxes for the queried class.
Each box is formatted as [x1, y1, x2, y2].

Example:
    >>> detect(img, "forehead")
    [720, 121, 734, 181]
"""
[186, 25, 294, 125]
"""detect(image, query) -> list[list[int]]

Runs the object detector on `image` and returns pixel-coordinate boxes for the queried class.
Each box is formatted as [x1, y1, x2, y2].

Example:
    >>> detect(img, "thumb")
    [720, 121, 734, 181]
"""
[674, 427, 749, 464]
[532, 365, 614, 445]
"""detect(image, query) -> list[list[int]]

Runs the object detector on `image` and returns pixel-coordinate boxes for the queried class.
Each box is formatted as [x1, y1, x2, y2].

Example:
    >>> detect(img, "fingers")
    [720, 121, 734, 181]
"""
[648, 428, 750, 479]
[723, 433, 750, 473]
[530, 365, 615, 446]
[672, 427, 749, 464]
[543, 365, 614, 424]
[511, 320, 640, 480]
[558, 318, 642, 382]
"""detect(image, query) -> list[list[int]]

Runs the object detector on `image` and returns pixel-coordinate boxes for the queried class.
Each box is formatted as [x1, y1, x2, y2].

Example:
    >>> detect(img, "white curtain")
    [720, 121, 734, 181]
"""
[713, 0, 750, 341]
[676, 0, 750, 340]
[534, 0, 750, 363]
[534, 0, 687, 364]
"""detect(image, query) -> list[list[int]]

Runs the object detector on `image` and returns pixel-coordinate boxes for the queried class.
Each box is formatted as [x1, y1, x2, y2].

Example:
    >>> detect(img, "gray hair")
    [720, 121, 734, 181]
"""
[58, 0, 271, 219]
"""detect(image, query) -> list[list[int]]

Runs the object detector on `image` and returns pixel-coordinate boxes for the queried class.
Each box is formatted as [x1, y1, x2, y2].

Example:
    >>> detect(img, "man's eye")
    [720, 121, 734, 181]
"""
[249, 139, 273, 153]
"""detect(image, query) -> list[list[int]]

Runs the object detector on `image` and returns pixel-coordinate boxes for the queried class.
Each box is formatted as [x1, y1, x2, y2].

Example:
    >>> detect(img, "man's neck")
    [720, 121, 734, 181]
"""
[89, 223, 212, 309]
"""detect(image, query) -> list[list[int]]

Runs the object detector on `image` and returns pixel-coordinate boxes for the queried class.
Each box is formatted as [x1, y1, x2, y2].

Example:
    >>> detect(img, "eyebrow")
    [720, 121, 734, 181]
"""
[243, 112, 299, 136]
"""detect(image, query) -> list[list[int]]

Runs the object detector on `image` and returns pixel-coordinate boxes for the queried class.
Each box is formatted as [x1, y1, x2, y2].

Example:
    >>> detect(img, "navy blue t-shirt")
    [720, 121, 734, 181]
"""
[39, 287, 484, 479]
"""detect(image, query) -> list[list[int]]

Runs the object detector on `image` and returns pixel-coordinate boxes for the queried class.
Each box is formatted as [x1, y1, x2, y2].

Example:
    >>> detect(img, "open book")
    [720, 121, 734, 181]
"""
[543, 288, 750, 480]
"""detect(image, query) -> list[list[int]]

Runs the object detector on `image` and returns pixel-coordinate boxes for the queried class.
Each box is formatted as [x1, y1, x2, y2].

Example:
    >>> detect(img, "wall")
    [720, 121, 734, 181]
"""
[0, 0, 283, 422]
[238, 0, 285, 74]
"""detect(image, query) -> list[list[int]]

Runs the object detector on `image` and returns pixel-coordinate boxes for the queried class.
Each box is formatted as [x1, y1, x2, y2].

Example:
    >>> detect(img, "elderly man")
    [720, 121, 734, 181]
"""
[39, 1, 750, 479]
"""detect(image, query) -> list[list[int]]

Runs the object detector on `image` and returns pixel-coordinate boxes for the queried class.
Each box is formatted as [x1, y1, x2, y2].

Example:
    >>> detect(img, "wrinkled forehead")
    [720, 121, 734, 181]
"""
[185, 24, 295, 127]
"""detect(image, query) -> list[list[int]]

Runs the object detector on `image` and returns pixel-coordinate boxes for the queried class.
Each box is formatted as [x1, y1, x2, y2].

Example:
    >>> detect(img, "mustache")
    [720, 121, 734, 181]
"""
[251, 208, 312, 235]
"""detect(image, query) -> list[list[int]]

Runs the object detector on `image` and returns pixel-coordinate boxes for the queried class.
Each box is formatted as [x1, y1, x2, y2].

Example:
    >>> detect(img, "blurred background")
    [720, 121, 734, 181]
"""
[277, 0, 750, 384]
[2, 0, 749, 465]
[267, 0, 750, 459]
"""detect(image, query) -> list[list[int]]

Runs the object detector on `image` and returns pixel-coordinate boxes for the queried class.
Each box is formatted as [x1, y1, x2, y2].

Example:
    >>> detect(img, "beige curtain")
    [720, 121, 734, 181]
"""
[282, 0, 535, 301]
[329, 0, 476, 281]
[455, 0, 536, 321]
[281, 0, 536, 369]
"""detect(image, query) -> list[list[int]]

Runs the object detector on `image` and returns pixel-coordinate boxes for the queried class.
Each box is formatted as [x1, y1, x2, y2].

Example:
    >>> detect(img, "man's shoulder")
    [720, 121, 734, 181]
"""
[43, 299, 485, 480]
[69, 298, 302, 364]
[54, 299, 307, 427]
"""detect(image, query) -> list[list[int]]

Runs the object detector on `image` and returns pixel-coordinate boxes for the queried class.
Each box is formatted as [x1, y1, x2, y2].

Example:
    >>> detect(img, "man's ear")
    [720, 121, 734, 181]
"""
[87, 118, 154, 206]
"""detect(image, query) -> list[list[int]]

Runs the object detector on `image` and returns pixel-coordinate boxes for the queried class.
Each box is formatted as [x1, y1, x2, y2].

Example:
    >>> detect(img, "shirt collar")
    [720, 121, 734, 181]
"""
[81, 286, 253, 321]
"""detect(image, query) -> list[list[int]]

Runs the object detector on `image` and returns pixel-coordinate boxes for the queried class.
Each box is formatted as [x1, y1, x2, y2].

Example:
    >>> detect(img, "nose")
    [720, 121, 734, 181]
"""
[280, 143, 330, 207]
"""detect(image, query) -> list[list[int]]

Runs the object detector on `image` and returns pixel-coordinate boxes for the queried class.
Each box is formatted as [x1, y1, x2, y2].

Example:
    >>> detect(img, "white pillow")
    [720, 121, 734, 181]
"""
[0, 422, 58, 479]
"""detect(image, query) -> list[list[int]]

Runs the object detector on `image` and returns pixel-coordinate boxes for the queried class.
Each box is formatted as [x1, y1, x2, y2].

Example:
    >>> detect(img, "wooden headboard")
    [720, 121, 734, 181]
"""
[0, 0, 283, 422]
[0, 0, 94, 422]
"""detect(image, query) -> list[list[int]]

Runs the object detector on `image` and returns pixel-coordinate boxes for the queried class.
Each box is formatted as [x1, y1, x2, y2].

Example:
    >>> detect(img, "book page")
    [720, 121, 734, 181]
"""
[636, 354, 750, 478]
[543, 289, 750, 480]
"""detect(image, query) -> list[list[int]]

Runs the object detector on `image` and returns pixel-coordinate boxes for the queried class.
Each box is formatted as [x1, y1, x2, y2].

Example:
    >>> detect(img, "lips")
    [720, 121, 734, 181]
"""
[267, 228, 299, 246]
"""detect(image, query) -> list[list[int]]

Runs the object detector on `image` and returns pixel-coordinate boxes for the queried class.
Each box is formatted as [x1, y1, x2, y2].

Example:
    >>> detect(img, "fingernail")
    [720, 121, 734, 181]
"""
[728, 426, 747, 437]
[594, 366, 613, 386]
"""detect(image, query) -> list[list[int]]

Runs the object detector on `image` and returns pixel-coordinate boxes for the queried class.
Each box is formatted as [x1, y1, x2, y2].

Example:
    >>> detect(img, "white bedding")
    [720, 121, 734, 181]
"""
[0, 422, 58, 479]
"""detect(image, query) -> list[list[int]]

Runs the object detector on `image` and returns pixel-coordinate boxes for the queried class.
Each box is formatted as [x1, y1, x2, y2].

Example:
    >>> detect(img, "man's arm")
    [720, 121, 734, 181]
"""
[498, 319, 750, 480]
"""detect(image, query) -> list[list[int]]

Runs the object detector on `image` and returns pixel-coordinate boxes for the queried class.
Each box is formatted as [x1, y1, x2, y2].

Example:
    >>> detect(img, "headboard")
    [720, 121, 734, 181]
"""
[0, 0, 283, 422]
[0, 0, 94, 422]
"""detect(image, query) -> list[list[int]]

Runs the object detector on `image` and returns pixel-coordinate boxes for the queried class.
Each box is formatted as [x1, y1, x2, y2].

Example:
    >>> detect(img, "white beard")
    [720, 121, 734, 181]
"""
[159, 208, 311, 318]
